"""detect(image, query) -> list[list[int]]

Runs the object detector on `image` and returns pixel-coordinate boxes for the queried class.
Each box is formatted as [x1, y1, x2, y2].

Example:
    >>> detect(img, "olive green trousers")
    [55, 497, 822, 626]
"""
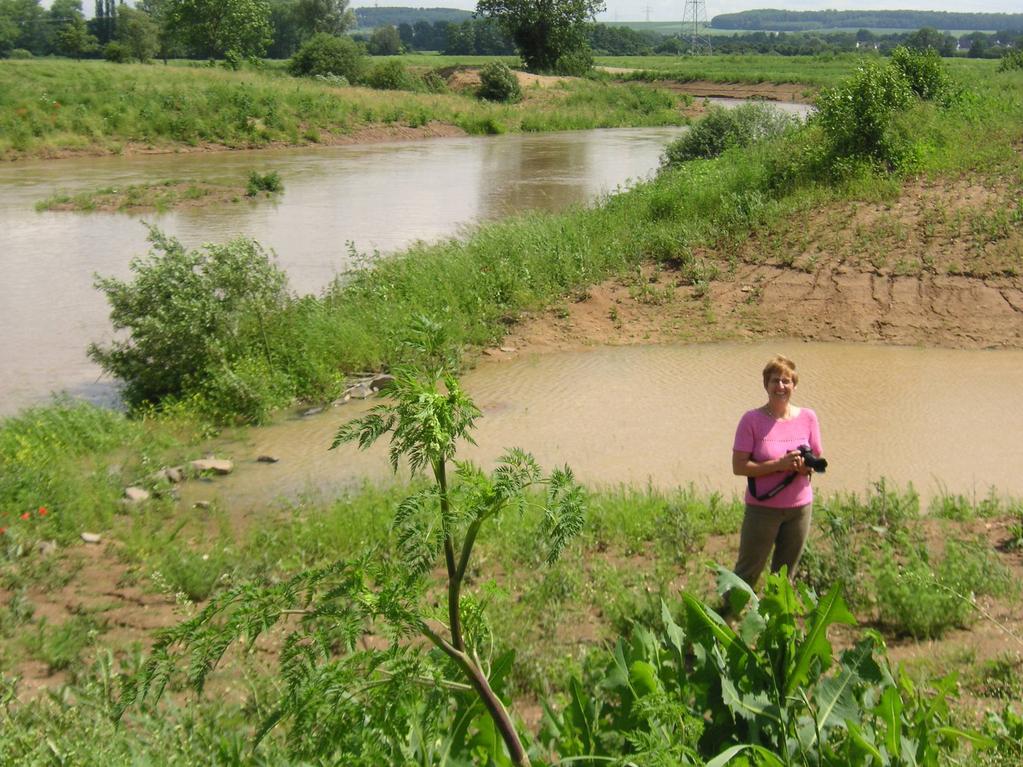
[733, 502, 812, 588]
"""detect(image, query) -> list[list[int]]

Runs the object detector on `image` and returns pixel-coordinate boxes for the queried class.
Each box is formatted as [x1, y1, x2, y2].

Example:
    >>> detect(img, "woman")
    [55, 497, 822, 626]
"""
[730, 355, 824, 589]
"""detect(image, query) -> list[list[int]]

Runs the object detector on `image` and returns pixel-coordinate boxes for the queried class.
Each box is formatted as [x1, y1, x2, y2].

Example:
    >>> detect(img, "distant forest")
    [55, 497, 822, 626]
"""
[352, 6, 472, 30]
[710, 10, 1023, 32]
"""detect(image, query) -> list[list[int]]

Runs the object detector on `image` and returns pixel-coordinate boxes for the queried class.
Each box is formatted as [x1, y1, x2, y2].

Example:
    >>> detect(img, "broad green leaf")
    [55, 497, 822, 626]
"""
[629, 660, 659, 697]
[682, 593, 754, 662]
[661, 599, 686, 659]
[785, 581, 856, 696]
[846, 720, 883, 761]
[706, 743, 786, 767]
[716, 566, 759, 615]
[932, 726, 996, 748]
[720, 674, 781, 724]
[814, 668, 861, 731]
[877, 686, 903, 757]
[567, 677, 596, 754]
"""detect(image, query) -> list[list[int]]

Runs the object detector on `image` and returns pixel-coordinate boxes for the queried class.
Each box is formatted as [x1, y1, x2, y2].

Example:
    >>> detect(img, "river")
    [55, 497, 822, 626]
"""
[3, 105, 1019, 505]
[1, 125, 696, 414]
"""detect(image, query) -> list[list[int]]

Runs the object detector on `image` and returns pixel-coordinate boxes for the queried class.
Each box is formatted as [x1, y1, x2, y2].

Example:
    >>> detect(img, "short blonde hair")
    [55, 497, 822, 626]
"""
[762, 355, 798, 388]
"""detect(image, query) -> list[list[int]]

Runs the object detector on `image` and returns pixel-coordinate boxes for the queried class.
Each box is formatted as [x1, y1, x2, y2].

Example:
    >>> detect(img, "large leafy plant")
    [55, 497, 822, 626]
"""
[544, 570, 988, 765]
[120, 318, 584, 766]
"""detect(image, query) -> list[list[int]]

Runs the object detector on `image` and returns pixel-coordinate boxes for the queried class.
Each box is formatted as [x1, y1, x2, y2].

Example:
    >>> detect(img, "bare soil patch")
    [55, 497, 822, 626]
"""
[597, 68, 816, 104]
[493, 174, 1023, 358]
[443, 66, 570, 93]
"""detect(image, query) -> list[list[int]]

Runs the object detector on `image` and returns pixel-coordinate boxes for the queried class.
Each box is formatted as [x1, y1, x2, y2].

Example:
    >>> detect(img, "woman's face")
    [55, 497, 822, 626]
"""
[765, 370, 797, 404]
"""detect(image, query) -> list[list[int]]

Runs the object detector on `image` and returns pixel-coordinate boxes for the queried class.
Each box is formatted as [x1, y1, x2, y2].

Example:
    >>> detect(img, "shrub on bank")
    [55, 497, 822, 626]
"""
[477, 61, 522, 103]
[288, 33, 365, 82]
[365, 59, 415, 91]
[814, 60, 914, 169]
[889, 45, 958, 104]
[660, 101, 797, 168]
[88, 228, 292, 420]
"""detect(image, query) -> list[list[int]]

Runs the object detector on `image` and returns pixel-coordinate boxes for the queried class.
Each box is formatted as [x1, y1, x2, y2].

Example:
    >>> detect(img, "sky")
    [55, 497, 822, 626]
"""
[348, 1, 1023, 23]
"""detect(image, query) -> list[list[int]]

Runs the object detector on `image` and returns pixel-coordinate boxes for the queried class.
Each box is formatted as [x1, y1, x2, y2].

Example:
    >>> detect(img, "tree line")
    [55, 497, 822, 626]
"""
[2, 0, 1019, 65]
[711, 9, 1023, 33]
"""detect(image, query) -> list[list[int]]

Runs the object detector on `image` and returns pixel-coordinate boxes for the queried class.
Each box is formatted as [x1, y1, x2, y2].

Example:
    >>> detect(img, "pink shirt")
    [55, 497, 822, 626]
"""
[733, 407, 823, 508]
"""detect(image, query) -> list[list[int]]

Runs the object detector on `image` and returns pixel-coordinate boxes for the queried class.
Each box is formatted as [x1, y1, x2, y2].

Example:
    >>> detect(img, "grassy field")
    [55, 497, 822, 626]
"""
[596, 52, 1000, 87]
[1, 52, 1023, 764]
[0, 58, 686, 160]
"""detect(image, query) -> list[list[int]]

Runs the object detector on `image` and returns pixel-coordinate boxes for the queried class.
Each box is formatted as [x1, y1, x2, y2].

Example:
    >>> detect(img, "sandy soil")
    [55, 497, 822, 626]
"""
[489, 175, 1023, 359]
[599, 71, 816, 105]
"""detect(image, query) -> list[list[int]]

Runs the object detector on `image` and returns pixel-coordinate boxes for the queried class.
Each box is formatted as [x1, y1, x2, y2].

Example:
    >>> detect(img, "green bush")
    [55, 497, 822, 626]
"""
[546, 572, 983, 765]
[421, 68, 448, 94]
[365, 59, 415, 91]
[103, 41, 131, 63]
[288, 33, 365, 82]
[477, 61, 522, 103]
[815, 60, 914, 168]
[88, 227, 291, 419]
[553, 46, 594, 76]
[7, 48, 32, 59]
[998, 49, 1023, 72]
[245, 169, 283, 196]
[889, 45, 957, 103]
[874, 538, 1012, 639]
[661, 102, 797, 168]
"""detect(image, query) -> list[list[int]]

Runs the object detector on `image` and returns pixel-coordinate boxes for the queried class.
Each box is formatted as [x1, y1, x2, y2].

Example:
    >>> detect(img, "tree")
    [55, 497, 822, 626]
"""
[293, 0, 353, 38]
[0, 0, 46, 55]
[475, 0, 604, 73]
[115, 5, 159, 61]
[367, 23, 400, 55]
[163, 0, 272, 59]
[58, 13, 98, 59]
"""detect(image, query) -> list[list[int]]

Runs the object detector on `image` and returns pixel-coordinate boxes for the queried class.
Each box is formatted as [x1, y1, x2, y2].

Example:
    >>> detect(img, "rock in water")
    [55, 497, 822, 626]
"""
[190, 458, 234, 475]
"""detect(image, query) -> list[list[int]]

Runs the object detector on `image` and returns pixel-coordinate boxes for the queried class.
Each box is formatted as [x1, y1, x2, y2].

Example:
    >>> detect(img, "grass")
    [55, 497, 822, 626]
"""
[0, 476, 1019, 762]
[0, 58, 688, 159]
[34, 177, 268, 213]
[0, 399, 204, 544]
[597, 52, 1001, 89]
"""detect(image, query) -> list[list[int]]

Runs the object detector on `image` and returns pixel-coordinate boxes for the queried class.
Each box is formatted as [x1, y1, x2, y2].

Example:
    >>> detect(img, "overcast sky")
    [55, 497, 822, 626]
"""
[350, 1, 1023, 23]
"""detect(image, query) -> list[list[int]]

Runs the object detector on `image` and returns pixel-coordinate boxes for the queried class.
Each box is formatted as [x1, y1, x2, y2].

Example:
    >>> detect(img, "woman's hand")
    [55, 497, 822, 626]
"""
[779, 450, 813, 475]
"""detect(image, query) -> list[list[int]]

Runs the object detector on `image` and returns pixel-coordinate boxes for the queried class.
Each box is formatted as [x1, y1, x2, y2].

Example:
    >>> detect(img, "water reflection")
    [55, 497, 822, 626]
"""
[0, 126, 694, 414]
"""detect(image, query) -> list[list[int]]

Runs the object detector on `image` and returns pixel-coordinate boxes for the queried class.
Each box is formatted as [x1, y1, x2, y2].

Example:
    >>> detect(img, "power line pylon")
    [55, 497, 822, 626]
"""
[681, 0, 712, 55]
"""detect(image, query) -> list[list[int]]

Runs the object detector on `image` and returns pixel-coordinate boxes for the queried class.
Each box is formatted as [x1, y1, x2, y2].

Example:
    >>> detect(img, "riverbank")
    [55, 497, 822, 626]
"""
[0, 59, 687, 162]
[494, 173, 1023, 356]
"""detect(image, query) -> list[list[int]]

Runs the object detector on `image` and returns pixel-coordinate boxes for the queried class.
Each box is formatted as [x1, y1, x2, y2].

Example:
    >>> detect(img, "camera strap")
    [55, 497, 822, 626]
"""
[748, 473, 798, 502]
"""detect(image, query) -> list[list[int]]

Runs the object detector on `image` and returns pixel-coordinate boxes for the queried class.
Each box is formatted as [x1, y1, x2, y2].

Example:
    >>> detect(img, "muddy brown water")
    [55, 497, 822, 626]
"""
[188, 341, 1023, 510]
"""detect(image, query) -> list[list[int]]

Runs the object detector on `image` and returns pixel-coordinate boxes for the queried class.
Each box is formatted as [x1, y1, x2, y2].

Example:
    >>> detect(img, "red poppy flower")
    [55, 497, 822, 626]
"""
[38, 507, 48, 516]
[20, 512, 30, 521]
[0, 527, 6, 535]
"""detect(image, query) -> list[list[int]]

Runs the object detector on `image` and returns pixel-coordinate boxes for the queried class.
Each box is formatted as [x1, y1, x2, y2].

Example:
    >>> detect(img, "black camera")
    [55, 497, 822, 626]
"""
[798, 445, 828, 473]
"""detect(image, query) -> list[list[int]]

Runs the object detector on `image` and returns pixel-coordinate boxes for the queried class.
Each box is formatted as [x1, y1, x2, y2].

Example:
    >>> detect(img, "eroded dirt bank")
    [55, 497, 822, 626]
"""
[492, 174, 1023, 358]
